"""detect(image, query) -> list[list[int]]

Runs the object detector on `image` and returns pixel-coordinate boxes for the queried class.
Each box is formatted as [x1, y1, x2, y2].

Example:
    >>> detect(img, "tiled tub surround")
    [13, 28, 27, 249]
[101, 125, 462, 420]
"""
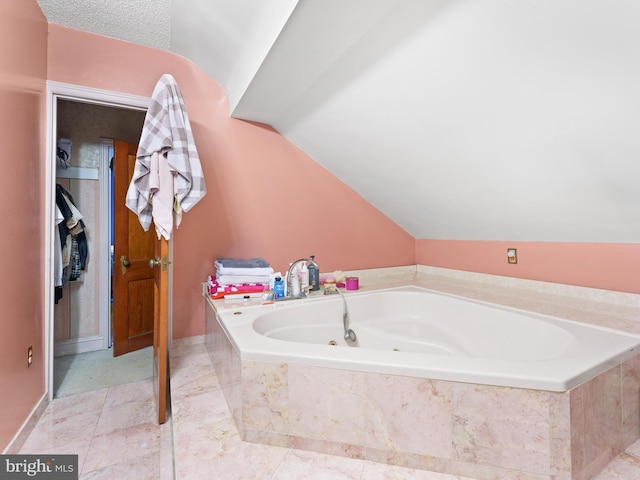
[205, 266, 640, 480]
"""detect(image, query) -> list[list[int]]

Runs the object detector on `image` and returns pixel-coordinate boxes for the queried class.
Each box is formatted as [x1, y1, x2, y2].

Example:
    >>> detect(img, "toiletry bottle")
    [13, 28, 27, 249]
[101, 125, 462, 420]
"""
[289, 264, 301, 297]
[273, 277, 285, 299]
[299, 262, 309, 293]
[308, 255, 320, 291]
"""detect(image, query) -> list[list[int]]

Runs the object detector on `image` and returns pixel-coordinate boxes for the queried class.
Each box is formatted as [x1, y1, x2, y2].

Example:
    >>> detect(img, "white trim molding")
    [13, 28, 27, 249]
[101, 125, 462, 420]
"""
[44, 81, 151, 401]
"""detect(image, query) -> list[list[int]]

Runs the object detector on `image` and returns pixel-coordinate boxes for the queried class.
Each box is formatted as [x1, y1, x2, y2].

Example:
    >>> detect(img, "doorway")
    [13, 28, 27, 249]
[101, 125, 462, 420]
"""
[45, 81, 167, 400]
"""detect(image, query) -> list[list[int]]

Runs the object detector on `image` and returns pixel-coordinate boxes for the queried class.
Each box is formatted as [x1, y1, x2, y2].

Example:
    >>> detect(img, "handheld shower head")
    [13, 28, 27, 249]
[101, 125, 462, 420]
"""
[344, 328, 357, 344]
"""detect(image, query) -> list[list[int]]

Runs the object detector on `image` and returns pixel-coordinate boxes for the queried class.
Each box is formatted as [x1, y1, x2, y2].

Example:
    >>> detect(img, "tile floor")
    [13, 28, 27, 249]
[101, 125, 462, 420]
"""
[19, 378, 173, 479]
[19, 338, 640, 479]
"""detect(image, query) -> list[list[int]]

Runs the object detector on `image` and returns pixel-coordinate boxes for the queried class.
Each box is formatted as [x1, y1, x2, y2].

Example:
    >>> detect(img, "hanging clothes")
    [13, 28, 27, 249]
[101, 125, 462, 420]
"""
[54, 206, 64, 287]
[125, 73, 207, 240]
[55, 184, 89, 302]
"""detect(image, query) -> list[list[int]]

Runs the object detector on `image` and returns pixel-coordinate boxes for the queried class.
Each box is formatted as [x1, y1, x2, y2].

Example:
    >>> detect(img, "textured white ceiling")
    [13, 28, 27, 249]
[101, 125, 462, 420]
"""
[37, 0, 171, 49]
[36, 0, 640, 242]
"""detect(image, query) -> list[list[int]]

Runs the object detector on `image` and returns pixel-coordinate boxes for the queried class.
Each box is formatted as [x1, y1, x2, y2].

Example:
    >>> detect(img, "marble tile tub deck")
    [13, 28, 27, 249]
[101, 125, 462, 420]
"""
[203, 266, 640, 480]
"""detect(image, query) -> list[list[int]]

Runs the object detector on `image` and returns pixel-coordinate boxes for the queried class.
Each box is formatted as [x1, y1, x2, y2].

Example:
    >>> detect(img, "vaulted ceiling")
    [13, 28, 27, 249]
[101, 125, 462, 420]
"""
[37, 0, 640, 242]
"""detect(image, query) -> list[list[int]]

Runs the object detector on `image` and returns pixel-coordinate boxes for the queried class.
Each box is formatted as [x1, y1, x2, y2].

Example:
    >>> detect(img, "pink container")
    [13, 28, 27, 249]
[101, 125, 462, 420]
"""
[346, 276, 359, 290]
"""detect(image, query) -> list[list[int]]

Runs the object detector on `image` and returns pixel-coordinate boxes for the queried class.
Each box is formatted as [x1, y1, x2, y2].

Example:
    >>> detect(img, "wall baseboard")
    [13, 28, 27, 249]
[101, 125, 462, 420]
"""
[54, 335, 105, 357]
[2, 393, 49, 454]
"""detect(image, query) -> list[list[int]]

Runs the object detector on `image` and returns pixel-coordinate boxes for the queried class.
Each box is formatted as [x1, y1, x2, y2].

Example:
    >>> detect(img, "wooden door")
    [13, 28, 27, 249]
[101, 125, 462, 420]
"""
[112, 140, 155, 356]
[113, 139, 169, 424]
[153, 236, 169, 424]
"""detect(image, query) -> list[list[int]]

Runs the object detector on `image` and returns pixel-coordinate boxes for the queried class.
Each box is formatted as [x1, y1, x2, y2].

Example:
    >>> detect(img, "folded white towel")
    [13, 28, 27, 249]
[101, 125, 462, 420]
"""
[215, 264, 274, 277]
[216, 274, 272, 286]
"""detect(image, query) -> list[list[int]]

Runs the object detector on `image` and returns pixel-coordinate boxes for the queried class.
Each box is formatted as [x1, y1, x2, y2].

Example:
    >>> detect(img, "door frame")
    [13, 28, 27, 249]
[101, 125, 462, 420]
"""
[44, 81, 173, 401]
[99, 138, 115, 348]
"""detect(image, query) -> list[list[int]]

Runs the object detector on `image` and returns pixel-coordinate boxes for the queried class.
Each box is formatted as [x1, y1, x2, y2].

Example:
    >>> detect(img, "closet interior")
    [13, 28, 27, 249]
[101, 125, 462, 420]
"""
[53, 99, 145, 359]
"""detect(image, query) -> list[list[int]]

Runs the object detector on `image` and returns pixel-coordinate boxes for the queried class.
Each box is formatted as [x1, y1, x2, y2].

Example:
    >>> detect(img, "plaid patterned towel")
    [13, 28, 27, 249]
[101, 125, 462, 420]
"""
[125, 73, 207, 237]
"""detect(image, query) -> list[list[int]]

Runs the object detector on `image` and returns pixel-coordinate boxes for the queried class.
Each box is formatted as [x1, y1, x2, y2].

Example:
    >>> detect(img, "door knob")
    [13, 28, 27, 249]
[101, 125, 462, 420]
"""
[149, 257, 161, 268]
[120, 255, 130, 275]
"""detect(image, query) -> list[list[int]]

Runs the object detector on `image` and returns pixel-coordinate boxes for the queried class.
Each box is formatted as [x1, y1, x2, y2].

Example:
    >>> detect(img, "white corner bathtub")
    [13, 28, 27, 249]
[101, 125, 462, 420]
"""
[213, 285, 640, 392]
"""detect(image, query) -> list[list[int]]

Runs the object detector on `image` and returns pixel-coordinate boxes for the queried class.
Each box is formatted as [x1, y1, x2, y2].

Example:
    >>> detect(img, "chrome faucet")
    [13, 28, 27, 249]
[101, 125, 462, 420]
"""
[284, 257, 318, 298]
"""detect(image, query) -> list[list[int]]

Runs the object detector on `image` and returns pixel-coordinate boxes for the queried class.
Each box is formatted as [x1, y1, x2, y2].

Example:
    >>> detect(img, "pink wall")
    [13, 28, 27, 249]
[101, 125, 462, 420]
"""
[0, 0, 48, 451]
[46, 24, 415, 339]
[417, 240, 640, 294]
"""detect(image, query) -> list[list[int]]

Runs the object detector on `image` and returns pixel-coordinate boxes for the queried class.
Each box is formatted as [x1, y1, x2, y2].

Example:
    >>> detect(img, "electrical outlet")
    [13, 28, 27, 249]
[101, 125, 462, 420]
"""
[507, 248, 517, 264]
[27, 346, 33, 367]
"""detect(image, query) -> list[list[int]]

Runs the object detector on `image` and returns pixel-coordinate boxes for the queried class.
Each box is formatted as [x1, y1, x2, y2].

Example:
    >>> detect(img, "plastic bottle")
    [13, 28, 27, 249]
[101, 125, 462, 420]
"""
[308, 255, 320, 291]
[273, 277, 285, 299]
[289, 265, 300, 297]
[299, 262, 309, 293]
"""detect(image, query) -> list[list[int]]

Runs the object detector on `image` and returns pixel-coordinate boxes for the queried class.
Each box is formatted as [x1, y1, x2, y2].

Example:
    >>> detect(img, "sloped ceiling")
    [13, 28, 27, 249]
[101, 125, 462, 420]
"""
[37, 0, 640, 243]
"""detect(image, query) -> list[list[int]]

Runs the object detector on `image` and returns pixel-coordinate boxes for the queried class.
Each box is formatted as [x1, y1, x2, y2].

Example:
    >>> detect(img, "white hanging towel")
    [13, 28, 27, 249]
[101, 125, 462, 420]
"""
[125, 73, 207, 239]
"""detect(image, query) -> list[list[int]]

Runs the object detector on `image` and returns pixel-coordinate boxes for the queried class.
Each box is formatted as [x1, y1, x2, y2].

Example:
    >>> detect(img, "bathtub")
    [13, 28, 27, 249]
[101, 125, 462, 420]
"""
[213, 285, 640, 392]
